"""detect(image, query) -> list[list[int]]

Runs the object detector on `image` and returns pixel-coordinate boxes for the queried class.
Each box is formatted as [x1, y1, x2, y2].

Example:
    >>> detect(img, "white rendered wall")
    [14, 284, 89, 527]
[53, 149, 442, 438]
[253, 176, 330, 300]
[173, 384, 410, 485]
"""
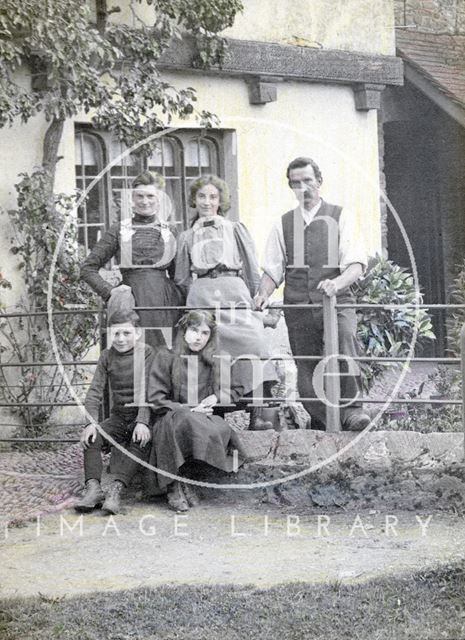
[124, 0, 396, 56]
[163, 73, 381, 264]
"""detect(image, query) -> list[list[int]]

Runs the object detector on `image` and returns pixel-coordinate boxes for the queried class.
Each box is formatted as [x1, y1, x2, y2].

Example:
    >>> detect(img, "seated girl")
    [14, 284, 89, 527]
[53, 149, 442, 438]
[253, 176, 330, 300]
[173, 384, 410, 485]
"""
[146, 310, 243, 512]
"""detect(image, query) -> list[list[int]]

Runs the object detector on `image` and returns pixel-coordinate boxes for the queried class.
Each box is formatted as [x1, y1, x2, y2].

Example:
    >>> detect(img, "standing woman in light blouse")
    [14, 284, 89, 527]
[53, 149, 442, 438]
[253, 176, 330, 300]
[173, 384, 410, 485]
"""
[81, 171, 184, 350]
[175, 175, 277, 403]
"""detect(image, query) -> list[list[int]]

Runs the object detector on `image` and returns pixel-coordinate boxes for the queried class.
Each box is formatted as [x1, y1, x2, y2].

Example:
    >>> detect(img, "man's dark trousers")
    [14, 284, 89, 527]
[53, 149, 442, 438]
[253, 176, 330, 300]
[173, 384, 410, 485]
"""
[284, 304, 362, 427]
[280, 201, 363, 428]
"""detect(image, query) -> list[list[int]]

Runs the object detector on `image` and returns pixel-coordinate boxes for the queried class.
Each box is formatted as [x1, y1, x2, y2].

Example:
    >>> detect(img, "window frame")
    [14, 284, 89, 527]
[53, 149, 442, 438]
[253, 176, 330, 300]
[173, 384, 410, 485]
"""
[74, 126, 235, 251]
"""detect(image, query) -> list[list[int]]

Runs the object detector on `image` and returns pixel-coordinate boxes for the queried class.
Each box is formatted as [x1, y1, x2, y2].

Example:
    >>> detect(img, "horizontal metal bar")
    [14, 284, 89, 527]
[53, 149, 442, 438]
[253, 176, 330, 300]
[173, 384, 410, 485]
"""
[133, 304, 324, 311]
[0, 309, 101, 318]
[0, 356, 459, 369]
[350, 356, 460, 363]
[2, 396, 460, 408]
[348, 398, 462, 405]
[336, 303, 465, 309]
[2, 302, 465, 319]
[136, 303, 465, 311]
[260, 356, 460, 363]
[0, 382, 91, 388]
[0, 438, 79, 443]
[249, 397, 462, 404]
[0, 402, 80, 407]
[0, 360, 98, 367]
[0, 423, 84, 428]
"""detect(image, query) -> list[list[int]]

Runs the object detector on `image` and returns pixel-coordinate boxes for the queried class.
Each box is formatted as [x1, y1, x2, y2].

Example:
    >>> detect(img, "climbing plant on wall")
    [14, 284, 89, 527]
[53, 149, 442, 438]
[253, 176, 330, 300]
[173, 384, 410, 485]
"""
[0, 0, 243, 432]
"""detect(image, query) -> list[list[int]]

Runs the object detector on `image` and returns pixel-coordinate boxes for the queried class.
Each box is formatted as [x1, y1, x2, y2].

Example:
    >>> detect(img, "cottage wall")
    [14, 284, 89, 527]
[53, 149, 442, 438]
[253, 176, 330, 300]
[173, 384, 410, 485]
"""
[394, 0, 465, 34]
[0, 0, 399, 434]
[0, 0, 397, 285]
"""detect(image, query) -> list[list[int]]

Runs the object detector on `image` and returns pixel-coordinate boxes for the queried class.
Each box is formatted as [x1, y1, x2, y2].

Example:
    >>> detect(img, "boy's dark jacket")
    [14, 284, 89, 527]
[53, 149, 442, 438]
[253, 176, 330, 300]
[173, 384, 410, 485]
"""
[84, 343, 154, 425]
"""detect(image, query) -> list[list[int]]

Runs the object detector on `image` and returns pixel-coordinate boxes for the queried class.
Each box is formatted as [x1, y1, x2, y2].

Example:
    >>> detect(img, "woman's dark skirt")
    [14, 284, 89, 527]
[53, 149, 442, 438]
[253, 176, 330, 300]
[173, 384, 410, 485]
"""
[147, 407, 237, 490]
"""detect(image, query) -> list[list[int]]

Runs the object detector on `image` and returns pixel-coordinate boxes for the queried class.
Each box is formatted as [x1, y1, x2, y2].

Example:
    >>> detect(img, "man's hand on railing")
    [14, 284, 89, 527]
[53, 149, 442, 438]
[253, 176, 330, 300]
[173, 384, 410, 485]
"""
[317, 279, 338, 297]
[317, 263, 364, 297]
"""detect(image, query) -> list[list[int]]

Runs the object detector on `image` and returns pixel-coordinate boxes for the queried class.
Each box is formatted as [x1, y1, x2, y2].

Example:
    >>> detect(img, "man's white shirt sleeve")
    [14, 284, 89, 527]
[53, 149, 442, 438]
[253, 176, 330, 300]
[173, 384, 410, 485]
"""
[338, 208, 368, 273]
[261, 222, 287, 287]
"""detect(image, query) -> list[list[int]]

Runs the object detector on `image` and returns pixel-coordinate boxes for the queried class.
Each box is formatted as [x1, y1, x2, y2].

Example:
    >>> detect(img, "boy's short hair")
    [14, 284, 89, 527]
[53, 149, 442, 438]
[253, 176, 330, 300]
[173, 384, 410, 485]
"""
[107, 309, 141, 327]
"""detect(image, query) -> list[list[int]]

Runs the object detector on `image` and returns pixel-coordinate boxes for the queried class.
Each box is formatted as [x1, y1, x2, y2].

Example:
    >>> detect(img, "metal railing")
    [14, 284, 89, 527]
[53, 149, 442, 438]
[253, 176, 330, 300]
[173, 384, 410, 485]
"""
[320, 296, 464, 433]
[0, 299, 464, 443]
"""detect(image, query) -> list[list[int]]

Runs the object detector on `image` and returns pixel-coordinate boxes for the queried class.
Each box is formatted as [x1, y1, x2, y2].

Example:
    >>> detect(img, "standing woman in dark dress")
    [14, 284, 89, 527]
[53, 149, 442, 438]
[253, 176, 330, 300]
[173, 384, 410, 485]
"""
[147, 310, 243, 512]
[80, 171, 184, 349]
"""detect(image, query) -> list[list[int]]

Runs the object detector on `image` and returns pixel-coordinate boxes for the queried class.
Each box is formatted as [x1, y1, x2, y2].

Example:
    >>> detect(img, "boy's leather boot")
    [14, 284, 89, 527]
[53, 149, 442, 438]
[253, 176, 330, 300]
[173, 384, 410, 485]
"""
[102, 480, 124, 515]
[74, 479, 105, 513]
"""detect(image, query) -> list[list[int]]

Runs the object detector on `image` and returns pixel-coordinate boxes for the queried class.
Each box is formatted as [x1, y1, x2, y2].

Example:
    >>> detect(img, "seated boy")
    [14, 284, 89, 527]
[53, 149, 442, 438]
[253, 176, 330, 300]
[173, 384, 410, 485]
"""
[75, 310, 154, 515]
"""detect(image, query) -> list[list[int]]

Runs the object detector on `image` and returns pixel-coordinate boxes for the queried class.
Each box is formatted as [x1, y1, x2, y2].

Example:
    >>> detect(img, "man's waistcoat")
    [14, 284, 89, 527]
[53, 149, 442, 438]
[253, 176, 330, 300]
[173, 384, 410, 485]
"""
[282, 200, 354, 304]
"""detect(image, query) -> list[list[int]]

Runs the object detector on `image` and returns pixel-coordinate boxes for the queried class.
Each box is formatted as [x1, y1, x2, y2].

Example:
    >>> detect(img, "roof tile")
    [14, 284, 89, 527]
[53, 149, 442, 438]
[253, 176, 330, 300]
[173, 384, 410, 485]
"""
[396, 30, 465, 106]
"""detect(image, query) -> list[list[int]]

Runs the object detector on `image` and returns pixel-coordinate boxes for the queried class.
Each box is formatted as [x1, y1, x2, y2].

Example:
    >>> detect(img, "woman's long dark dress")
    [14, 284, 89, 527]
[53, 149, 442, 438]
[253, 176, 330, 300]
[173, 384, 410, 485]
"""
[147, 348, 242, 490]
[80, 213, 183, 349]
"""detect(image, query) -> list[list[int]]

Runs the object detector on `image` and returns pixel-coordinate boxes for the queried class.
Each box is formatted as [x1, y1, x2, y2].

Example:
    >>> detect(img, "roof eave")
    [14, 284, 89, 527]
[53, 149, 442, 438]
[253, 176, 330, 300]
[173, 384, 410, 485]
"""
[399, 54, 465, 128]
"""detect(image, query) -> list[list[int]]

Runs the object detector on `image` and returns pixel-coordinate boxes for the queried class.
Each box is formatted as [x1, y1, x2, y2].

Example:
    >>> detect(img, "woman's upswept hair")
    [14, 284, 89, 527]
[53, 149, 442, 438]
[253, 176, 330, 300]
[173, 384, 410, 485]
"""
[132, 170, 165, 190]
[188, 174, 231, 222]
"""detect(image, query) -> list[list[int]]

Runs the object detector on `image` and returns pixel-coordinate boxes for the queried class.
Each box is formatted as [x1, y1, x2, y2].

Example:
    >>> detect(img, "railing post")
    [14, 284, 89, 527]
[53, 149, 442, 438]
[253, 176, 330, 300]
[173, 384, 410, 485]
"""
[98, 303, 110, 420]
[460, 322, 465, 458]
[323, 295, 341, 432]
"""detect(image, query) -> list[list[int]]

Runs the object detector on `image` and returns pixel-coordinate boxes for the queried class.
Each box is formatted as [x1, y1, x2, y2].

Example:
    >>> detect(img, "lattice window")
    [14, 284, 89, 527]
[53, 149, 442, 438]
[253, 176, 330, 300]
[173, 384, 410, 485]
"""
[75, 128, 224, 250]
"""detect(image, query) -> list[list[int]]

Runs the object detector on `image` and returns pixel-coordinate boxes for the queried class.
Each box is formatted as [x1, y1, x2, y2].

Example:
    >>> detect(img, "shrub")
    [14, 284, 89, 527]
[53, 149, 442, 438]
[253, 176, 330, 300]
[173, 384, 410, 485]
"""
[376, 366, 462, 432]
[446, 258, 465, 357]
[353, 255, 435, 392]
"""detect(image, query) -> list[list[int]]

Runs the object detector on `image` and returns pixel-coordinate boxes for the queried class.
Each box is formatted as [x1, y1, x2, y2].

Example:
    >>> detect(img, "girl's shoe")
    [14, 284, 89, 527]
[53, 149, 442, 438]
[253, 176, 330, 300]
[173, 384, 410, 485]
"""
[181, 482, 201, 507]
[167, 481, 189, 512]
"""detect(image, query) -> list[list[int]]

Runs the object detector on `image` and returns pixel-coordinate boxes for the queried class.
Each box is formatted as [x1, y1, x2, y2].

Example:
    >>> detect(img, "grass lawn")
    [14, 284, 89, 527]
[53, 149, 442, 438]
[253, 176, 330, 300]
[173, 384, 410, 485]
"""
[1, 563, 464, 640]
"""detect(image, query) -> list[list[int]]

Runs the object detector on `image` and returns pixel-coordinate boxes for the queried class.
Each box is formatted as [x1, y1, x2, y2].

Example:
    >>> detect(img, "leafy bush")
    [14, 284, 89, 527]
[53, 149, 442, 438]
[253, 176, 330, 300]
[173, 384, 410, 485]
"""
[0, 168, 99, 435]
[353, 255, 435, 392]
[446, 258, 465, 356]
[376, 366, 462, 432]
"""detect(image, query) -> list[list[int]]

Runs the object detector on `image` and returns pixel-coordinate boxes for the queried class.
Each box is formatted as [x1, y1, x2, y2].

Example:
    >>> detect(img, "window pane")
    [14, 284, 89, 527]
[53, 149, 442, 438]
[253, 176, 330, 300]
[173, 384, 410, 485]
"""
[148, 139, 175, 177]
[75, 132, 105, 252]
[110, 139, 138, 166]
[109, 137, 143, 222]
[75, 134, 98, 166]
[185, 138, 214, 177]
[75, 128, 225, 239]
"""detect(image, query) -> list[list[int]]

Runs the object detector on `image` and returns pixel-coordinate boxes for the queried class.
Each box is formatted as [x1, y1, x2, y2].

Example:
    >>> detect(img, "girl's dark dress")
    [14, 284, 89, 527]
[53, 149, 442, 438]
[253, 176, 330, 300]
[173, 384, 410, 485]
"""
[147, 348, 243, 490]
[80, 213, 183, 348]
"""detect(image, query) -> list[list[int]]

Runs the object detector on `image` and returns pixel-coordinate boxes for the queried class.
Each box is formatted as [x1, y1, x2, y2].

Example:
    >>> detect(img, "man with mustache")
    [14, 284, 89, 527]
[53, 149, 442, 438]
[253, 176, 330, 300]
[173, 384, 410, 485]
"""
[254, 157, 370, 431]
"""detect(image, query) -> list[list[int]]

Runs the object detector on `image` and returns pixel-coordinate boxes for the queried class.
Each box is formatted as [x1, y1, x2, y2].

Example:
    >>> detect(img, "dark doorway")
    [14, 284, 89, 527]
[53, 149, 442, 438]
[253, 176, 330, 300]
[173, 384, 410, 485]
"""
[384, 119, 445, 355]
[382, 81, 465, 356]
